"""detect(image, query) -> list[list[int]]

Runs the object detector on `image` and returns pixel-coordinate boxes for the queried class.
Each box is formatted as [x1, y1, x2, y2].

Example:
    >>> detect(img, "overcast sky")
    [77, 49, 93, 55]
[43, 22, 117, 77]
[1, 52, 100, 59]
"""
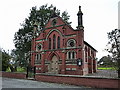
[0, 0, 119, 59]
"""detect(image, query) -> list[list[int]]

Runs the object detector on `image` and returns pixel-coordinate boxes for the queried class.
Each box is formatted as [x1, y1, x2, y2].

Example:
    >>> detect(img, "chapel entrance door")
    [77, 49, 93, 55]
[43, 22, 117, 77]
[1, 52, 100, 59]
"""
[48, 55, 59, 74]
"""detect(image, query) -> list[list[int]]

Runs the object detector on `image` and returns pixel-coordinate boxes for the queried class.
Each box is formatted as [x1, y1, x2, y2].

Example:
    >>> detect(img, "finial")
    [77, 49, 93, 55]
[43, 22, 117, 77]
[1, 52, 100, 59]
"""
[79, 6, 81, 11]
[77, 5, 83, 14]
[77, 5, 83, 29]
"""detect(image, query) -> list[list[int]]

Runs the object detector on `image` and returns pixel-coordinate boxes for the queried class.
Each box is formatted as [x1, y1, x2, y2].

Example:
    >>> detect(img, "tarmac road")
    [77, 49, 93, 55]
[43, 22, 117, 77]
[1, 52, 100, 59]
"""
[2, 77, 91, 89]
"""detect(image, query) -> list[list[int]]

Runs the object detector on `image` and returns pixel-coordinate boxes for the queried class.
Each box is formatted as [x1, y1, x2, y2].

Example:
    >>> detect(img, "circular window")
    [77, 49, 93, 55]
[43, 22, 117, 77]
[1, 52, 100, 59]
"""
[69, 41, 75, 47]
[67, 39, 76, 47]
[36, 44, 42, 51]
[52, 19, 57, 26]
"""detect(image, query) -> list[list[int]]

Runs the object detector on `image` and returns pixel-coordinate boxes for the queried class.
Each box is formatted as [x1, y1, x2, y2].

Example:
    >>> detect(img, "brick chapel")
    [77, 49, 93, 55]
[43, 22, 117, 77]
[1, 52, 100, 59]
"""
[31, 6, 97, 75]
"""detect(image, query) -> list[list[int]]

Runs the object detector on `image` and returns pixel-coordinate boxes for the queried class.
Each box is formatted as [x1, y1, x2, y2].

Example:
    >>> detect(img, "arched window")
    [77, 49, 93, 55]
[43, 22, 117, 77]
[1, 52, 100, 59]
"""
[85, 47, 88, 62]
[67, 51, 76, 59]
[35, 54, 41, 64]
[68, 52, 71, 59]
[67, 39, 76, 47]
[49, 38, 51, 49]
[36, 44, 42, 51]
[72, 52, 75, 59]
[57, 36, 60, 49]
[53, 34, 56, 49]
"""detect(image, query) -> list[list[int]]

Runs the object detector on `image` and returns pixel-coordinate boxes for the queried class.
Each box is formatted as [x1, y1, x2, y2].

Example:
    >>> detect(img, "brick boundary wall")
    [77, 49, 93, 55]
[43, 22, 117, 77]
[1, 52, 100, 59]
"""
[1, 72, 120, 88]
[35, 73, 120, 89]
[1, 72, 26, 79]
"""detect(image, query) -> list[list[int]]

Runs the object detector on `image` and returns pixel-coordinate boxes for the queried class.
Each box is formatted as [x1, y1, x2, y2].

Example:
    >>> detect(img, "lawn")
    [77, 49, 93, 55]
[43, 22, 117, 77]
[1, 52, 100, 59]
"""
[97, 67, 117, 70]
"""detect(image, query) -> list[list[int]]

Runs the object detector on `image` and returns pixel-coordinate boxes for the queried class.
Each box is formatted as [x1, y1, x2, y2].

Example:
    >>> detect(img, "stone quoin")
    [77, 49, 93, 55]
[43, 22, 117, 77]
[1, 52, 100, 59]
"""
[31, 6, 97, 75]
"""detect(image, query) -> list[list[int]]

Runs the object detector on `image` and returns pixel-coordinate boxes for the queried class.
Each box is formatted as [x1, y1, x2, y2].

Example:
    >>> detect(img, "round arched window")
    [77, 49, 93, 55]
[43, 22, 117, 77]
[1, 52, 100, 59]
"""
[67, 39, 76, 47]
[51, 19, 57, 26]
[36, 44, 42, 51]
[69, 41, 74, 47]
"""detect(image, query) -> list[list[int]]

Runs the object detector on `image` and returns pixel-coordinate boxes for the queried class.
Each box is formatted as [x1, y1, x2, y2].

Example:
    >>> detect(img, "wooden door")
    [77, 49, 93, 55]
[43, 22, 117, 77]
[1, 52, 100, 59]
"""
[48, 55, 59, 74]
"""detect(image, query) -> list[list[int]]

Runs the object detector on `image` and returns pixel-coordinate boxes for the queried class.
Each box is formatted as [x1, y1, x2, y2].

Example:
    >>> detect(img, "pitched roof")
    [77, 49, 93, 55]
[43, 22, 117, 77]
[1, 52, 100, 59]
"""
[84, 41, 97, 52]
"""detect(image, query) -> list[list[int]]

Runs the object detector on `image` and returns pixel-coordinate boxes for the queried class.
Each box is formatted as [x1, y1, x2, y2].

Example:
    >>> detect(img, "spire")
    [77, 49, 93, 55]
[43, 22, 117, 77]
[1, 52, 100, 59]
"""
[77, 6, 83, 29]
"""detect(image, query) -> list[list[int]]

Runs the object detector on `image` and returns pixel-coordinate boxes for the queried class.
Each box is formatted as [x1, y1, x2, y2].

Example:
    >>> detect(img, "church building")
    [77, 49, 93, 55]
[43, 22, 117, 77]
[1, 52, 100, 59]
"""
[31, 6, 97, 75]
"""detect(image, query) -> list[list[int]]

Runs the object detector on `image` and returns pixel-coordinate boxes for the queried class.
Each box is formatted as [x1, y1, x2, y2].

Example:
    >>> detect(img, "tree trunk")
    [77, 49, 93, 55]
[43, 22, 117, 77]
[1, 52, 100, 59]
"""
[10, 66, 14, 72]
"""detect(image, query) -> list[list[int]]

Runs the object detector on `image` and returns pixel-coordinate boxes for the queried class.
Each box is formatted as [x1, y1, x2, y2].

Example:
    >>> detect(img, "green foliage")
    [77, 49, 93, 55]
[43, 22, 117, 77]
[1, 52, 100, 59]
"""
[17, 67, 26, 72]
[107, 29, 120, 56]
[97, 67, 117, 70]
[62, 11, 72, 24]
[1, 49, 11, 71]
[106, 29, 120, 78]
[98, 55, 116, 67]
[13, 4, 71, 68]
[6, 67, 11, 72]
[28, 72, 35, 78]
[6, 67, 26, 72]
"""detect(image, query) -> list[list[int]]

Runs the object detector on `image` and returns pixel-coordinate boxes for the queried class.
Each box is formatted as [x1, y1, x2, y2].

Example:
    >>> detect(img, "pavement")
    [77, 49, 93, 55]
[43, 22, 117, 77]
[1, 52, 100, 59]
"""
[2, 77, 91, 89]
[1, 70, 118, 89]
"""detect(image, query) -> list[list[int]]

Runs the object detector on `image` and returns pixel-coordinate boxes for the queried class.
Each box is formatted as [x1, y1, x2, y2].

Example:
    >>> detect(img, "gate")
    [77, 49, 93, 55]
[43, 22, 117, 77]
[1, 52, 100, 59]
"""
[26, 66, 36, 79]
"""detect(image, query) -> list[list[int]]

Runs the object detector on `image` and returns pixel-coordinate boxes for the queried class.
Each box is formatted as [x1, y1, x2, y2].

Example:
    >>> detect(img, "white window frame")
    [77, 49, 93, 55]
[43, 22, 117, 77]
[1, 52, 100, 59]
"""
[35, 53, 42, 64]
[67, 39, 76, 48]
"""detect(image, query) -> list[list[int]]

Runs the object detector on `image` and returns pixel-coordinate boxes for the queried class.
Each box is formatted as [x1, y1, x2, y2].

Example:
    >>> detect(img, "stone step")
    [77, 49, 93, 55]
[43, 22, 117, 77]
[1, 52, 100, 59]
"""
[27, 77, 35, 80]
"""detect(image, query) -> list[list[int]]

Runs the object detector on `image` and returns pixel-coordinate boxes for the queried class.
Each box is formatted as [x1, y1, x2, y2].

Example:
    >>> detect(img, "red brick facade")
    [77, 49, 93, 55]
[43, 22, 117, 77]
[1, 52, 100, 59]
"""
[31, 6, 97, 75]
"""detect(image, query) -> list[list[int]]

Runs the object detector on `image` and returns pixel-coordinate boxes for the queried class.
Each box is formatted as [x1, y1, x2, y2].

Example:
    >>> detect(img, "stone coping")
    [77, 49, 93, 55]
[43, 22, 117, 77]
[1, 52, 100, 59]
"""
[36, 73, 120, 80]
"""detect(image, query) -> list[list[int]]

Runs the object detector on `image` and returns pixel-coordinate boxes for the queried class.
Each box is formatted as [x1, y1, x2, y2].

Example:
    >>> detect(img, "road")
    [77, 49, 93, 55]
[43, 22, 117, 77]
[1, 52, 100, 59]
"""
[2, 77, 91, 89]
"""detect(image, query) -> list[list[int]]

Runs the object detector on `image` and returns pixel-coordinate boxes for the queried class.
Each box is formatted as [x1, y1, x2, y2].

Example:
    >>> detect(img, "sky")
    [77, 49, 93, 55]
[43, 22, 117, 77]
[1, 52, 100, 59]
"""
[0, 0, 119, 59]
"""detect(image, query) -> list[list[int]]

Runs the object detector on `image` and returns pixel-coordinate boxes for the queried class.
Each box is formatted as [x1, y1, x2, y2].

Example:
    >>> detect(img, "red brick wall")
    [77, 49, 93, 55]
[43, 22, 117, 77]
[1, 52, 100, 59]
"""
[35, 74, 119, 88]
[1, 71, 119, 88]
[2, 72, 26, 79]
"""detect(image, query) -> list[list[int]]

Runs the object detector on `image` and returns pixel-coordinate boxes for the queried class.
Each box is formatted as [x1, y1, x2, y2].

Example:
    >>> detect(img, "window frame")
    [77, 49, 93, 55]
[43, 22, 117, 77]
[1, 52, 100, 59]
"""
[49, 38, 51, 49]
[67, 51, 76, 60]
[53, 34, 56, 49]
[57, 36, 60, 49]
[67, 39, 76, 48]
[36, 43, 42, 51]
[35, 53, 41, 64]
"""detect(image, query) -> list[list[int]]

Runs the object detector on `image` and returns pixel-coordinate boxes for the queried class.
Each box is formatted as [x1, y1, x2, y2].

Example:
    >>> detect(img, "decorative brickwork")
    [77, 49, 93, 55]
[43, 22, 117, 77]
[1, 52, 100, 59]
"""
[31, 6, 97, 75]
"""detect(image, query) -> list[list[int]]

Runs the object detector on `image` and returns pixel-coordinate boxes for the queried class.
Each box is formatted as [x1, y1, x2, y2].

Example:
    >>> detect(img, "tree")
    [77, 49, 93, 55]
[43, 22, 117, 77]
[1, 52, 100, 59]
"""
[98, 55, 116, 67]
[61, 11, 72, 25]
[0, 48, 1, 71]
[9, 49, 21, 72]
[13, 4, 71, 67]
[106, 29, 120, 78]
[1, 49, 11, 71]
